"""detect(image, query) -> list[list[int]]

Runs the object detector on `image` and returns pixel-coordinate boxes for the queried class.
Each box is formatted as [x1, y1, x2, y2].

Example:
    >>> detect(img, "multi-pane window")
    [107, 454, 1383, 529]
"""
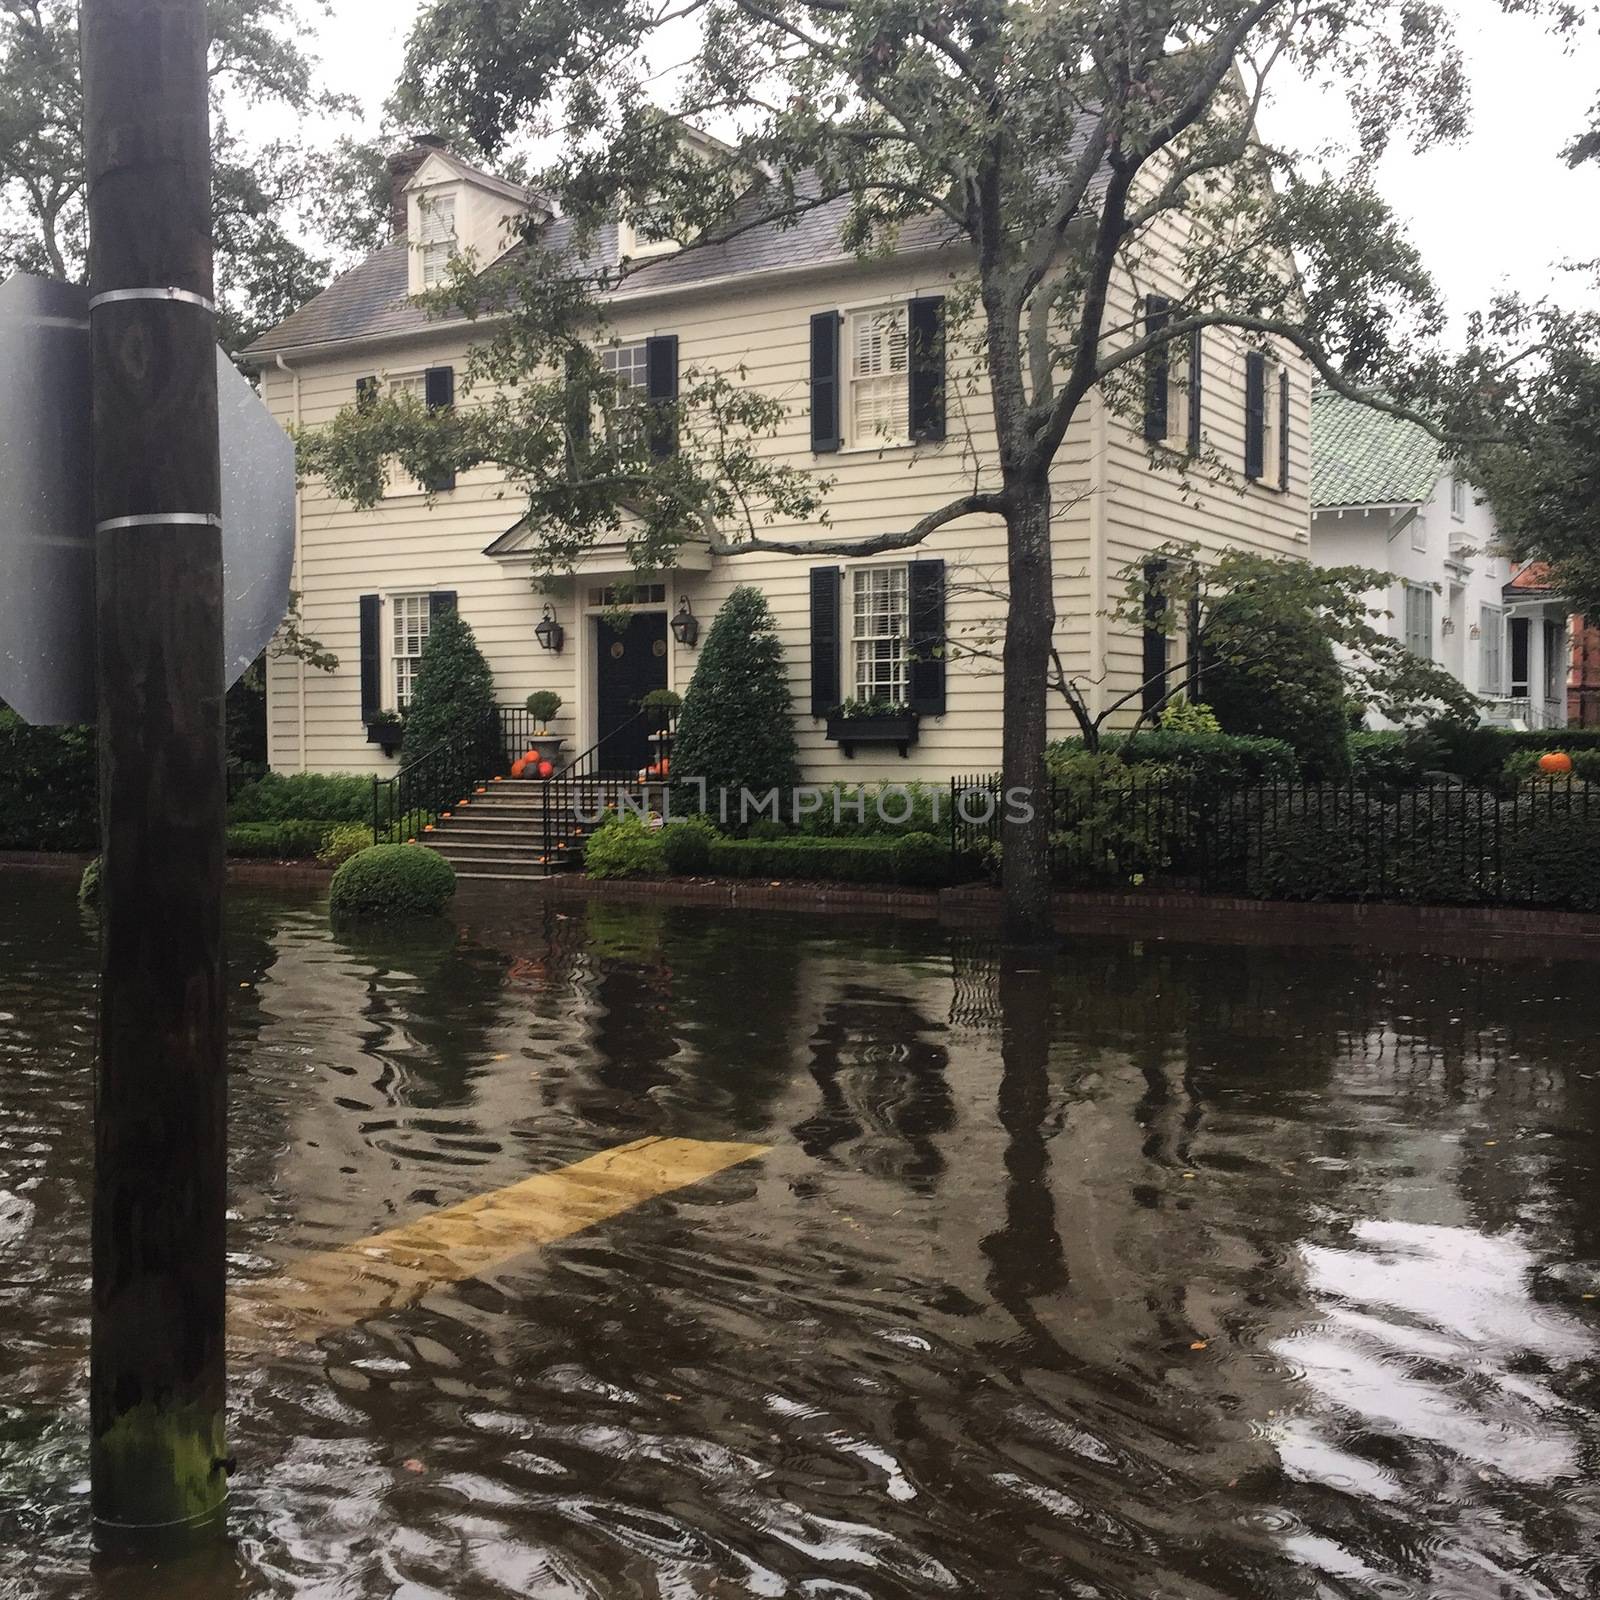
[849, 305, 910, 445]
[601, 343, 650, 391]
[852, 566, 910, 703]
[391, 595, 431, 712]
[1403, 582, 1433, 662]
[418, 194, 457, 288]
[1479, 605, 1504, 693]
[1450, 476, 1467, 519]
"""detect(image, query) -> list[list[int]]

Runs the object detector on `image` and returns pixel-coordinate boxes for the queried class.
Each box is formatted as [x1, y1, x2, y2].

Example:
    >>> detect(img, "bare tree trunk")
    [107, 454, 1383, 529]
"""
[1000, 474, 1055, 941]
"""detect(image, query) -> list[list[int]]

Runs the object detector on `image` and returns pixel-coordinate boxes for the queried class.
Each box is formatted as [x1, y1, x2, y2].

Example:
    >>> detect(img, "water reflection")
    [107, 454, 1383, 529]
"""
[0, 873, 1596, 1597]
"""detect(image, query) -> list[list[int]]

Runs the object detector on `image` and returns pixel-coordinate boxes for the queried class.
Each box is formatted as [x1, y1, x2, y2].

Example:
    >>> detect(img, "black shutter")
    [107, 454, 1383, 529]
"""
[645, 334, 678, 456]
[908, 558, 947, 716]
[1244, 351, 1266, 480]
[424, 365, 456, 490]
[809, 566, 842, 716]
[1142, 559, 1168, 717]
[428, 591, 457, 623]
[1278, 367, 1291, 490]
[355, 375, 378, 412]
[908, 296, 946, 443]
[1186, 327, 1203, 453]
[810, 311, 842, 452]
[1143, 295, 1171, 442]
[564, 349, 590, 467]
[359, 594, 381, 723]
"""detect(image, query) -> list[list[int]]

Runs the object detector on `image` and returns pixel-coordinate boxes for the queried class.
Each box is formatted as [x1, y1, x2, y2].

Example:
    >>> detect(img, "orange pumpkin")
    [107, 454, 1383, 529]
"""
[522, 749, 538, 765]
[510, 757, 528, 778]
[1540, 751, 1574, 774]
[537, 759, 554, 778]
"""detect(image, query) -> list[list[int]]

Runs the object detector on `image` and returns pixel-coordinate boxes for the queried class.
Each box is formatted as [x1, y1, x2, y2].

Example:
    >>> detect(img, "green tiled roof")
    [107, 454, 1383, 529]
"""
[1310, 388, 1442, 509]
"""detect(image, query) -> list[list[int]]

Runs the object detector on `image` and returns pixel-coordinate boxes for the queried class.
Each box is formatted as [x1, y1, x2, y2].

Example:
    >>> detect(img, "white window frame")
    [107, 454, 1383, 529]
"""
[1479, 605, 1504, 694]
[1403, 581, 1433, 662]
[847, 303, 911, 449]
[378, 369, 430, 498]
[390, 593, 432, 713]
[850, 564, 911, 705]
[1411, 513, 1428, 553]
[1261, 354, 1286, 490]
[418, 192, 457, 289]
[600, 341, 650, 392]
[1450, 476, 1467, 520]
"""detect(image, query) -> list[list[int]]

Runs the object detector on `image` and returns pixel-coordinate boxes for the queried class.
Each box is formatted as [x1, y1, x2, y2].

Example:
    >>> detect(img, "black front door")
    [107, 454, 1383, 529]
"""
[595, 611, 668, 774]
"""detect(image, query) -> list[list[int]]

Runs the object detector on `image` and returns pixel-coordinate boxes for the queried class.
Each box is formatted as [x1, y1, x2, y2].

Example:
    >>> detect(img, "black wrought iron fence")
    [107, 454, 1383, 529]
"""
[948, 773, 1600, 911]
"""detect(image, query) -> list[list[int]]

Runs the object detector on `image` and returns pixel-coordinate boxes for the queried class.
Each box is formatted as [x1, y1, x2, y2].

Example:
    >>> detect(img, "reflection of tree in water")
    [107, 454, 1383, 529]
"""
[574, 900, 680, 1132]
[662, 908, 804, 1135]
[792, 983, 954, 1188]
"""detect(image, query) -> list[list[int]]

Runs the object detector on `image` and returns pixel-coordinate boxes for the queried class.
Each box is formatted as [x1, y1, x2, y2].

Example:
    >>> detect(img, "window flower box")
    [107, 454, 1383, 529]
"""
[824, 703, 919, 758]
[366, 715, 404, 757]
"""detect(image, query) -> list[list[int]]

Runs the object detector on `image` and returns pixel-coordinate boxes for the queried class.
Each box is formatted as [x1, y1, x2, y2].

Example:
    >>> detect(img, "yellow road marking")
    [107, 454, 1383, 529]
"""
[233, 1135, 768, 1344]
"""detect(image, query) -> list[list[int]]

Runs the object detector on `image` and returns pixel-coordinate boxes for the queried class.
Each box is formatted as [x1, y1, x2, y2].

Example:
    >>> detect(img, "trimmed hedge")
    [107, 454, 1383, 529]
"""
[660, 816, 717, 874]
[707, 833, 952, 887]
[228, 772, 381, 824]
[317, 822, 377, 867]
[226, 819, 335, 859]
[329, 843, 456, 917]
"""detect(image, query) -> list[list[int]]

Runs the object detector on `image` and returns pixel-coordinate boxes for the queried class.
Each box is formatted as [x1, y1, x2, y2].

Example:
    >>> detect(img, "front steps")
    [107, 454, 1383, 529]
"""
[416, 776, 662, 883]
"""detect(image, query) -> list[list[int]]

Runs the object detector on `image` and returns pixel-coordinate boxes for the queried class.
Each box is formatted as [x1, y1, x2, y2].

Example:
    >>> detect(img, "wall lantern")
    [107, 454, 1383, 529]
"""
[535, 604, 565, 653]
[670, 596, 700, 647]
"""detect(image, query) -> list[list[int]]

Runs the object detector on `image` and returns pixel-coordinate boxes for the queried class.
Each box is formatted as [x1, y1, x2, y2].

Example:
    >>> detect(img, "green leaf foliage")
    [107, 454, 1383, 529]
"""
[1202, 592, 1353, 779]
[329, 843, 457, 918]
[0, 709, 96, 850]
[583, 812, 666, 878]
[671, 587, 800, 799]
[707, 834, 949, 887]
[403, 610, 498, 766]
[660, 815, 718, 874]
[228, 771, 384, 824]
[226, 819, 335, 859]
[316, 822, 378, 866]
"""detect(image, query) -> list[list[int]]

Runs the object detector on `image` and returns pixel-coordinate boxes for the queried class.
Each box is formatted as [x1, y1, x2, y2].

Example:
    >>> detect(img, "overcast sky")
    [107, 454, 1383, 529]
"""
[302, 0, 1600, 328]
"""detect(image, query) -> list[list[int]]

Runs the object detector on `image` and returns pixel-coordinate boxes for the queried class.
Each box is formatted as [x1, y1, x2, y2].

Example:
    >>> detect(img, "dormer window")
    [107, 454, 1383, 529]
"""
[418, 192, 457, 288]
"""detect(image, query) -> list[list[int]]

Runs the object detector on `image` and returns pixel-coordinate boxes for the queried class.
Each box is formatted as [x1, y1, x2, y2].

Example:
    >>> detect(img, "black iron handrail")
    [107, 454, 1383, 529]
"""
[371, 712, 503, 845]
[539, 705, 676, 866]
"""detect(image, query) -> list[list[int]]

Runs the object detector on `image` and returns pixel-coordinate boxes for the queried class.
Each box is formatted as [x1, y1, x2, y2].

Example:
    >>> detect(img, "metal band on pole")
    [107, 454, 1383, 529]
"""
[88, 286, 217, 313]
[95, 512, 223, 532]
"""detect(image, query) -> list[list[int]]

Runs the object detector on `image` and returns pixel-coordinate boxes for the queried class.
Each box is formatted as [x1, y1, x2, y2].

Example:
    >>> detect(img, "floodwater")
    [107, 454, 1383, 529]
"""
[1, 874, 1598, 1599]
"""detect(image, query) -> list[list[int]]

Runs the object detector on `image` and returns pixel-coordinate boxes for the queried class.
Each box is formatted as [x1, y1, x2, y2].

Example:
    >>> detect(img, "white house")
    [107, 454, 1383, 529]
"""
[244, 139, 1314, 783]
[1309, 389, 1571, 729]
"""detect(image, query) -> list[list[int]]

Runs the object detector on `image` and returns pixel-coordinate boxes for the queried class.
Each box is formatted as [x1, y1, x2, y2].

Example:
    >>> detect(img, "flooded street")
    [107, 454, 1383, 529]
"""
[2, 873, 1598, 1598]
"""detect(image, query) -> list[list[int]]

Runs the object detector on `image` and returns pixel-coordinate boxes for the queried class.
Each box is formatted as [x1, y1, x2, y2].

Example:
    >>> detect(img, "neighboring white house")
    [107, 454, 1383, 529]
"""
[245, 138, 1314, 781]
[1309, 389, 1571, 729]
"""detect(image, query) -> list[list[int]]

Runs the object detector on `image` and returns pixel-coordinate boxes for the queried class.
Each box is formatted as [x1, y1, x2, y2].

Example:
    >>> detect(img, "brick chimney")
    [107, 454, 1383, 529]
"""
[387, 135, 449, 238]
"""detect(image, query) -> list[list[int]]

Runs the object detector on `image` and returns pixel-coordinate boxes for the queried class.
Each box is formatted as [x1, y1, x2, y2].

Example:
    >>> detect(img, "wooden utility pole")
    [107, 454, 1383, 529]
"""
[82, 0, 230, 1553]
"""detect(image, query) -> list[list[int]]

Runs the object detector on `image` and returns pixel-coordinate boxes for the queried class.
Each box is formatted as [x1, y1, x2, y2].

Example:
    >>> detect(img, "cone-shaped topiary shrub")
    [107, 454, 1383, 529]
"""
[403, 609, 497, 763]
[671, 586, 799, 804]
[330, 844, 456, 918]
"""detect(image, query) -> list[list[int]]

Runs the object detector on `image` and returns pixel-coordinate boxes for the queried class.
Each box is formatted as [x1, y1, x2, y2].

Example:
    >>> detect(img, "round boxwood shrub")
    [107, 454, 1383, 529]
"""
[329, 843, 456, 918]
[660, 815, 717, 874]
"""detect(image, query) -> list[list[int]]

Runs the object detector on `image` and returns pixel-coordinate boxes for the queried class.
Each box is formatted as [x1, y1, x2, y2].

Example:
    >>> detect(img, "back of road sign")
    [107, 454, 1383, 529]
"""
[0, 271, 295, 726]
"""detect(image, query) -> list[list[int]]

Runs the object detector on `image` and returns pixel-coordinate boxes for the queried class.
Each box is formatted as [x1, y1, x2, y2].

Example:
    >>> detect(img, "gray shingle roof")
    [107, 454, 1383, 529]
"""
[243, 187, 960, 360]
[1311, 387, 1441, 509]
[244, 117, 1103, 359]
